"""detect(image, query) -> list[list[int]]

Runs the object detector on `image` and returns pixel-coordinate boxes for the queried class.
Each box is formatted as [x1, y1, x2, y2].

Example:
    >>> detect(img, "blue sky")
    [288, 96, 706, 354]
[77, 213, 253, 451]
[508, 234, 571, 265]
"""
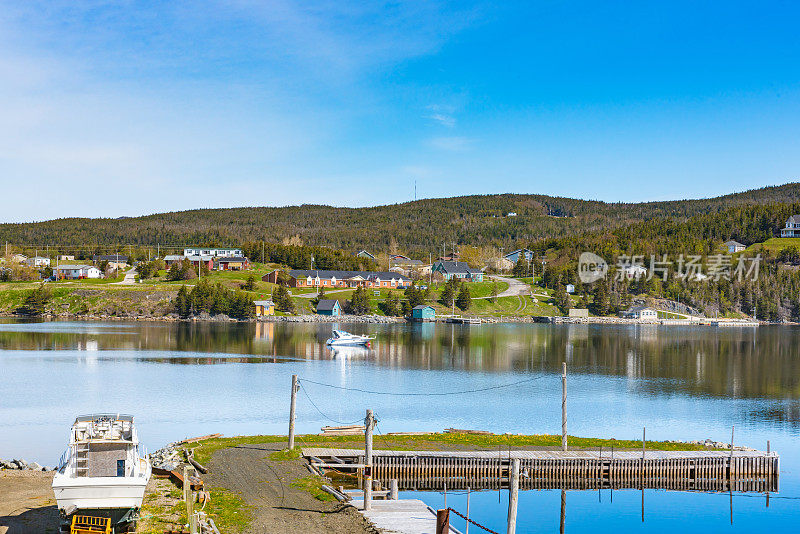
[1, 1, 800, 222]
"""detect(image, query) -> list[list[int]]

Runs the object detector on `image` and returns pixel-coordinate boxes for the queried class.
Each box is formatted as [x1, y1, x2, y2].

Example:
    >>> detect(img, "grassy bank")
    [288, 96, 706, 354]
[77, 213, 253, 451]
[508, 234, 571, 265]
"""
[187, 432, 719, 466]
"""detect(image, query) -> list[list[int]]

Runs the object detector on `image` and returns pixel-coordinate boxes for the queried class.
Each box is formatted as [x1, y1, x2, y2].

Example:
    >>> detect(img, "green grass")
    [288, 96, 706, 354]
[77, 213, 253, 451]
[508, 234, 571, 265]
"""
[269, 448, 302, 461]
[746, 237, 800, 254]
[187, 432, 720, 467]
[205, 487, 252, 533]
[290, 476, 337, 502]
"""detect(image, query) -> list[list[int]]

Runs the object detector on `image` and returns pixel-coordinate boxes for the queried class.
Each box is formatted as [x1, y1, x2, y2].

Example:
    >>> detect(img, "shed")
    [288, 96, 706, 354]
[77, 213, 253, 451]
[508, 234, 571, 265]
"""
[254, 300, 275, 317]
[316, 299, 341, 316]
[411, 305, 436, 321]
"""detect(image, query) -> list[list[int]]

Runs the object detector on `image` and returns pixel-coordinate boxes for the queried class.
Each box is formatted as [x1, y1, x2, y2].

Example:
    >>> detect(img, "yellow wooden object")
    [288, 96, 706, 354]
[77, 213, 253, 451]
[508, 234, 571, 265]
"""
[70, 515, 111, 534]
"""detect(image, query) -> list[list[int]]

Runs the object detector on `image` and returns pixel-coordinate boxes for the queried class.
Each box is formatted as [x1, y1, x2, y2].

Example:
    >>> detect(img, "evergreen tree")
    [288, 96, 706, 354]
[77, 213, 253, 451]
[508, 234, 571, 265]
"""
[381, 291, 402, 316]
[242, 275, 256, 291]
[591, 279, 610, 316]
[512, 255, 528, 277]
[439, 277, 460, 307]
[490, 282, 500, 303]
[273, 285, 295, 313]
[456, 283, 471, 310]
[554, 284, 571, 314]
[405, 284, 425, 308]
[347, 286, 371, 315]
[175, 285, 190, 317]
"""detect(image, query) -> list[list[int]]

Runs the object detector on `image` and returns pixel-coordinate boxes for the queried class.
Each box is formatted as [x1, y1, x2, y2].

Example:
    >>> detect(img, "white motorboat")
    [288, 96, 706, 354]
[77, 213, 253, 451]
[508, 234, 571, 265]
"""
[325, 329, 374, 346]
[52, 414, 151, 527]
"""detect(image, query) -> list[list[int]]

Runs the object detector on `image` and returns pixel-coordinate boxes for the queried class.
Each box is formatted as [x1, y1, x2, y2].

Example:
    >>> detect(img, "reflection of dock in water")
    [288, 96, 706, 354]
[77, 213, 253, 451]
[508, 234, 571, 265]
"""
[304, 448, 779, 493]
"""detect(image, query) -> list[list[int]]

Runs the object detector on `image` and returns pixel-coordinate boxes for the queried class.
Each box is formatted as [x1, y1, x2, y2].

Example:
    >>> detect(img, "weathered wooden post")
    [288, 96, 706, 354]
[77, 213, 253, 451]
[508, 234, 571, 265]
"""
[559, 489, 566, 534]
[641, 427, 646, 485]
[364, 409, 374, 510]
[507, 458, 520, 534]
[390, 478, 399, 500]
[561, 362, 567, 451]
[436, 509, 450, 534]
[288, 374, 298, 449]
[183, 465, 192, 502]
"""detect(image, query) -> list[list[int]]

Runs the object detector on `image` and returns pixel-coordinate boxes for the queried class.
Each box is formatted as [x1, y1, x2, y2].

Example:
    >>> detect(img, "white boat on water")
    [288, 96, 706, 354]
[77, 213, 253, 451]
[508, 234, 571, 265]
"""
[52, 414, 151, 523]
[325, 329, 374, 346]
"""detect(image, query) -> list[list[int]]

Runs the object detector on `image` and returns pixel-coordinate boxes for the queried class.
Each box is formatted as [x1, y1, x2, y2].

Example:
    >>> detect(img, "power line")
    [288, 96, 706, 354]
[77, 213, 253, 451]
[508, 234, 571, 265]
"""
[299, 374, 545, 397]
[298, 380, 364, 426]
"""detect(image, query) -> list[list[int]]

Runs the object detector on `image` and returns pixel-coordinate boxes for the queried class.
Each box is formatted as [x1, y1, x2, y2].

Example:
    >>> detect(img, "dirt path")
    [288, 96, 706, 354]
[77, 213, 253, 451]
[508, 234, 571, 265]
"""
[204, 442, 377, 534]
[488, 275, 530, 298]
[0, 471, 58, 534]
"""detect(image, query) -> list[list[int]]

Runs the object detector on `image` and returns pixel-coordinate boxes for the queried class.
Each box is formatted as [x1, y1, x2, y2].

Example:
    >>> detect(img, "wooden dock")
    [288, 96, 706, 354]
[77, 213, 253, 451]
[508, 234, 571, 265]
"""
[350, 499, 463, 534]
[304, 447, 778, 493]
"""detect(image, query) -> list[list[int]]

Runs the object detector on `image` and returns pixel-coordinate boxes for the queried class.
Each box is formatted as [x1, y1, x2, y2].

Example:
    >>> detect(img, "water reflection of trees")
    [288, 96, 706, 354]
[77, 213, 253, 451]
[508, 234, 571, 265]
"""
[1, 321, 799, 406]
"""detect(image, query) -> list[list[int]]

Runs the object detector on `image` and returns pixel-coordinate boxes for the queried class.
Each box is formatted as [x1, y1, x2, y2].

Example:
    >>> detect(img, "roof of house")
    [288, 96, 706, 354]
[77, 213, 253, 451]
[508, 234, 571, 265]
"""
[724, 240, 745, 247]
[316, 299, 340, 311]
[356, 250, 376, 259]
[288, 269, 410, 281]
[217, 256, 249, 262]
[412, 304, 434, 311]
[253, 300, 274, 306]
[93, 255, 129, 261]
[503, 248, 534, 259]
[433, 261, 483, 274]
[57, 264, 95, 270]
[787, 215, 800, 224]
[391, 258, 423, 265]
[163, 255, 185, 261]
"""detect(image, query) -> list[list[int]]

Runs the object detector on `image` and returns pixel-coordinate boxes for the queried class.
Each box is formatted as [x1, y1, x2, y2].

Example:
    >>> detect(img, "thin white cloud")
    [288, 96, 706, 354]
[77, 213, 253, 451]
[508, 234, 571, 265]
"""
[427, 113, 457, 127]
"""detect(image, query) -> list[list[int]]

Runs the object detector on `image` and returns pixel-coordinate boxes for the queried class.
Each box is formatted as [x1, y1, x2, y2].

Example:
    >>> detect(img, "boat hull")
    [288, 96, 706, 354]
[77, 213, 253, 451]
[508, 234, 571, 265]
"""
[326, 339, 370, 346]
[52, 474, 148, 510]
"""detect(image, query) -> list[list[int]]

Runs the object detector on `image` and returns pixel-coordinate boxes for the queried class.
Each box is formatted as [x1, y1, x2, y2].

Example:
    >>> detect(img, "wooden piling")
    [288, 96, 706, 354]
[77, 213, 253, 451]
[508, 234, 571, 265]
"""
[561, 362, 568, 451]
[507, 458, 520, 534]
[288, 374, 298, 450]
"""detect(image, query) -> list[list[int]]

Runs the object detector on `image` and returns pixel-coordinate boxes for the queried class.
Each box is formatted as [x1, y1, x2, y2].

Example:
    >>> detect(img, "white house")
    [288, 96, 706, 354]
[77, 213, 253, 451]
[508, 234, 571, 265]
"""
[26, 256, 51, 268]
[56, 264, 101, 279]
[183, 248, 242, 258]
[565, 284, 575, 294]
[781, 215, 800, 237]
[723, 240, 746, 254]
[620, 306, 658, 320]
[620, 265, 648, 279]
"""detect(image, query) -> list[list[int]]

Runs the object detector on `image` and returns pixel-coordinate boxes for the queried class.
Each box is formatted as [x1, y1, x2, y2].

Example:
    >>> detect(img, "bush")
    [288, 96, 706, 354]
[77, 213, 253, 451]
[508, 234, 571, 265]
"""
[18, 284, 52, 316]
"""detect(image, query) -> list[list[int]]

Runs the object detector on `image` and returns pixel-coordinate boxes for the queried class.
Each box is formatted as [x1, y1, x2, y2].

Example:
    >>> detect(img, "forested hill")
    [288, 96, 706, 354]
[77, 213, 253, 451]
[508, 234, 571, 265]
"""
[2, 183, 800, 250]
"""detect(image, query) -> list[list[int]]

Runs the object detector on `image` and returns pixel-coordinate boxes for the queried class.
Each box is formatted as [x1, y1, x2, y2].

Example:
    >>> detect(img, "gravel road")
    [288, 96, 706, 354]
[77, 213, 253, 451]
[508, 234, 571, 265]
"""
[0, 471, 58, 534]
[205, 442, 378, 534]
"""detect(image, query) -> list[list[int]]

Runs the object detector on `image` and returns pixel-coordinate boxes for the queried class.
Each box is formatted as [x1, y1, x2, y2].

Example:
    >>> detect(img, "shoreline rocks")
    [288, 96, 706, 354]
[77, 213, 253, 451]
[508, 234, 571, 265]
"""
[0, 458, 51, 471]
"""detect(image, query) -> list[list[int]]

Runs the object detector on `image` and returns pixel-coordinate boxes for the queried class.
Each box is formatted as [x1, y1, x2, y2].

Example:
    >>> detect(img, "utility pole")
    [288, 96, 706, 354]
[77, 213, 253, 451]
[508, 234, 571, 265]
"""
[363, 409, 375, 510]
[288, 375, 299, 449]
[562, 362, 568, 451]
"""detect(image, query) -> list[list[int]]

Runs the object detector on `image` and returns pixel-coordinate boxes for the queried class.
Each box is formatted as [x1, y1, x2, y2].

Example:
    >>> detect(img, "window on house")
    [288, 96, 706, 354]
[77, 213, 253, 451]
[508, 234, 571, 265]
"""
[117, 459, 125, 477]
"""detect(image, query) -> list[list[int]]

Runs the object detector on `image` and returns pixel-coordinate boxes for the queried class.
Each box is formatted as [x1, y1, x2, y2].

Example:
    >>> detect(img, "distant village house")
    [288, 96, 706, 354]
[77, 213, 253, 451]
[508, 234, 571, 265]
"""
[723, 240, 746, 254]
[315, 299, 341, 316]
[93, 255, 129, 269]
[56, 265, 101, 279]
[253, 300, 275, 317]
[620, 306, 658, 320]
[26, 256, 51, 268]
[781, 215, 800, 237]
[431, 261, 484, 282]
[262, 269, 411, 289]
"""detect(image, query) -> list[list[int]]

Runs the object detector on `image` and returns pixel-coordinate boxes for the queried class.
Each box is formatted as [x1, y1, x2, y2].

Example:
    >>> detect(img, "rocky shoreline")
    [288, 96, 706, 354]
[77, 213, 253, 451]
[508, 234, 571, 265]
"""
[0, 458, 53, 471]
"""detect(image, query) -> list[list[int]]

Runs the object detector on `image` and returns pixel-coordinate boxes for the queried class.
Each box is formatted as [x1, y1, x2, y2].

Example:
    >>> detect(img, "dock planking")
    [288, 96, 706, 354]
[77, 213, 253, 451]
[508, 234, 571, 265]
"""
[351, 499, 463, 534]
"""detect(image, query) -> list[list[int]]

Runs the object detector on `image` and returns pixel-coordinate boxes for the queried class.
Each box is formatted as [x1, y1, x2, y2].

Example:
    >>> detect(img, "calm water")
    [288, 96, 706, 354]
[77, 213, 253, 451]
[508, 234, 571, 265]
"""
[1, 319, 798, 533]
